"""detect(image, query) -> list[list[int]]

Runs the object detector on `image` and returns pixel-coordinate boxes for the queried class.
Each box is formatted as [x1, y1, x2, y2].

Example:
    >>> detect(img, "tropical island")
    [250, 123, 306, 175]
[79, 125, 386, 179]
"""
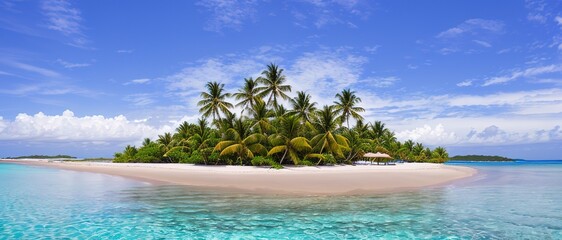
[449, 155, 514, 161]
[1, 64, 478, 195]
[5, 155, 76, 159]
[114, 63, 450, 167]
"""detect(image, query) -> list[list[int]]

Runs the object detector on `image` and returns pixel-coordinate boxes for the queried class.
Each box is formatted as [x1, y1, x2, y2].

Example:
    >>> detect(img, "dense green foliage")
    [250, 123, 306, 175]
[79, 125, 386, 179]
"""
[6, 155, 76, 159]
[449, 155, 513, 161]
[114, 64, 450, 165]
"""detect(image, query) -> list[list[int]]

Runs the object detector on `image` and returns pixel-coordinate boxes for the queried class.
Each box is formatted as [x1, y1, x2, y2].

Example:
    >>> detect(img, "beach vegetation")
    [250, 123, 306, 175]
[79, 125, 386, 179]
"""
[448, 155, 513, 161]
[113, 64, 450, 165]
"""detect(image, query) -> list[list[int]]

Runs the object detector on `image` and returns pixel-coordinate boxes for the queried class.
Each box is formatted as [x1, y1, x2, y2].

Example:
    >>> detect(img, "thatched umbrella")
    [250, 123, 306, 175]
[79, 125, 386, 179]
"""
[363, 152, 392, 165]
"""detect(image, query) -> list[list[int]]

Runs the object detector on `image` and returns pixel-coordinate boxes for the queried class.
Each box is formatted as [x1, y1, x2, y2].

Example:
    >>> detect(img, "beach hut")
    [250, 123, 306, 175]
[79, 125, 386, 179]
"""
[363, 152, 392, 165]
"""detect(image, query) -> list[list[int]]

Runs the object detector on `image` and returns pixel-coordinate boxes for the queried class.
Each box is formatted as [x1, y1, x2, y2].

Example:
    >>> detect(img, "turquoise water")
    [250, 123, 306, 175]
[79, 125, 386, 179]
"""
[1, 161, 561, 239]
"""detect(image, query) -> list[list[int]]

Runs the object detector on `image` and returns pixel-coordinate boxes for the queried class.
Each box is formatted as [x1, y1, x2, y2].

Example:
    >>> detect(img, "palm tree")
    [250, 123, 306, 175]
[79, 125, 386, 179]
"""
[198, 81, 233, 123]
[342, 129, 370, 163]
[381, 130, 397, 150]
[289, 91, 317, 124]
[268, 115, 312, 165]
[333, 89, 365, 128]
[353, 119, 370, 138]
[214, 117, 267, 165]
[233, 77, 261, 115]
[256, 63, 291, 108]
[274, 104, 288, 117]
[174, 121, 192, 141]
[369, 121, 387, 140]
[310, 105, 350, 164]
[249, 99, 274, 134]
[157, 132, 184, 162]
[432, 147, 449, 163]
[142, 138, 153, 147]
[412, 143, 425, 162]
[188, 118, 218, 164]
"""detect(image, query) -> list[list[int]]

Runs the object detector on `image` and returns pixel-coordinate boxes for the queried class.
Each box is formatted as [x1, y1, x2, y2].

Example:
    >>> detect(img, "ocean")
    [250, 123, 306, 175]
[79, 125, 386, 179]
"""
[1, 161, 561, 239]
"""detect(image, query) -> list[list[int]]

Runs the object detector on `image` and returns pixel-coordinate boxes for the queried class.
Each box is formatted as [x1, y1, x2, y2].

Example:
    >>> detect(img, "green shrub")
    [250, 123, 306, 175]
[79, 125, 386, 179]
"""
[251, 156, 283, 169]
[299, 160, 315, 166]
[166, 148, 190, 163]
[134, 144, 164, 163]
[206, 151, 220, 165]
[182, 150, 204, 164]
[322, 154, 337, 165]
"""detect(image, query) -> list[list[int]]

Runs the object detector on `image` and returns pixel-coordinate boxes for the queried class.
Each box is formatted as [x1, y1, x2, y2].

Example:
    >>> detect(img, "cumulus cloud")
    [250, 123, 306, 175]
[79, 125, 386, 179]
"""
[0, 110, 172, 144]
[395, 124, 459, 145]
[464, 125, 562, 145]
[393, 122, 562, 147]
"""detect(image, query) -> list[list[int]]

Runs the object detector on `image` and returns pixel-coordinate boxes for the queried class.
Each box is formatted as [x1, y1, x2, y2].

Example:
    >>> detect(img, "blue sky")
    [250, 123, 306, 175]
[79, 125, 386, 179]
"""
[1, 0, 561, 159]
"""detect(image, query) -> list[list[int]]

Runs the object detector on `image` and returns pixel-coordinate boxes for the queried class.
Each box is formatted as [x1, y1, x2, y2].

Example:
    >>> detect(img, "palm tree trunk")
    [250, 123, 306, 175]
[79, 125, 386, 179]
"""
[280, 149, 288, 165]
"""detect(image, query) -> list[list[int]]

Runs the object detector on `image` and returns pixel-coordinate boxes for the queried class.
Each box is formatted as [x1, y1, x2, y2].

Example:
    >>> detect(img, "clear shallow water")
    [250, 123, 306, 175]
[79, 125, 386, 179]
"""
[1, 162, 561, 239]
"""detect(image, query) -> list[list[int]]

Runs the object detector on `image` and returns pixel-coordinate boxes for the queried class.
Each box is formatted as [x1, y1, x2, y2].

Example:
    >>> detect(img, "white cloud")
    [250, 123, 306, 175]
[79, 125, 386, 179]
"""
[448, 88, 562, 107]
[437, 18, 504, 38]
[395, 124, 459, 145]
[197, 0, 258, 32]
[528, 14, 547, 23]
[525, 0, 549, 23]
[0, 110, 173, 144]
[483, 64, 562, 86]
[56, 59, 90, 68]
[166, 58, 262, 94]
[0, 70, 14, 76]
[3, 60, 60, 77]
[456, 80, 473, 87]
[285, 50, 369, 106]
[391, 119, 562, 147]
[556, 16, 562, 26]
[290, 0, 369, 29]
[123, 78, 151, 85]
[437, 27, 464, 38]
[473, 40, 492, 48]
[359, 76, 399, 88]
[439, 48, 458, 55]
[364, 45, 380, 54]
[117, 49, 134, 54]
[124, 93, 156, 106]
[41, 0, 88, 47]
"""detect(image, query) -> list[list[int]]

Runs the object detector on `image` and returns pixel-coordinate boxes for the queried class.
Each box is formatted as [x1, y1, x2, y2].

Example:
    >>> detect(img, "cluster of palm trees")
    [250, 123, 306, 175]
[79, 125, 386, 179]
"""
[114, 63, 449, 165]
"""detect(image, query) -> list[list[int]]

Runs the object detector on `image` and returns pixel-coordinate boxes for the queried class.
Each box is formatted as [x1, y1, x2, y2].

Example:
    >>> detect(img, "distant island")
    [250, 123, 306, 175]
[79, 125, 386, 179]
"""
[5, 155, 76, 159]
[449, 155, 513, 161]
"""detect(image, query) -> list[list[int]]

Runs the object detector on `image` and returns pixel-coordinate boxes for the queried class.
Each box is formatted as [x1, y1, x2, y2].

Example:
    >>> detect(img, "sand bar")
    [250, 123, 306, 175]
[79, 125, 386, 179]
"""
[1, 159, 476, 195]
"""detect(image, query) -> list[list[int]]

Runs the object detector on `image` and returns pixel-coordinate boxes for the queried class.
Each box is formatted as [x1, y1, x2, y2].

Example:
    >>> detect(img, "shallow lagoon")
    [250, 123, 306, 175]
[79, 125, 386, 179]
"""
[1, 161, 561, 239]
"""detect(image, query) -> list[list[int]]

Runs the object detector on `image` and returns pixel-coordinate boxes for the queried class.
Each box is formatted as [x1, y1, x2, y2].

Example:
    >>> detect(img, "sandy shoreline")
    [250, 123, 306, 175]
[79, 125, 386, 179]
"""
[1, 159, 477, 195]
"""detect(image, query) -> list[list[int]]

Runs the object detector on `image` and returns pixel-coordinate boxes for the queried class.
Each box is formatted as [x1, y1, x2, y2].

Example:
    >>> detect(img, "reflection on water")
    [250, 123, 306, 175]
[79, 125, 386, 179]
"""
[0, 162, 561, 239]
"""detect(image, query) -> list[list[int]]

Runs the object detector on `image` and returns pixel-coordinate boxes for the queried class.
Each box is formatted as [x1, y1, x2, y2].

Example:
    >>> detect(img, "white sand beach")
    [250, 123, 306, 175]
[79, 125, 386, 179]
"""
[1, 159, 476, 195]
